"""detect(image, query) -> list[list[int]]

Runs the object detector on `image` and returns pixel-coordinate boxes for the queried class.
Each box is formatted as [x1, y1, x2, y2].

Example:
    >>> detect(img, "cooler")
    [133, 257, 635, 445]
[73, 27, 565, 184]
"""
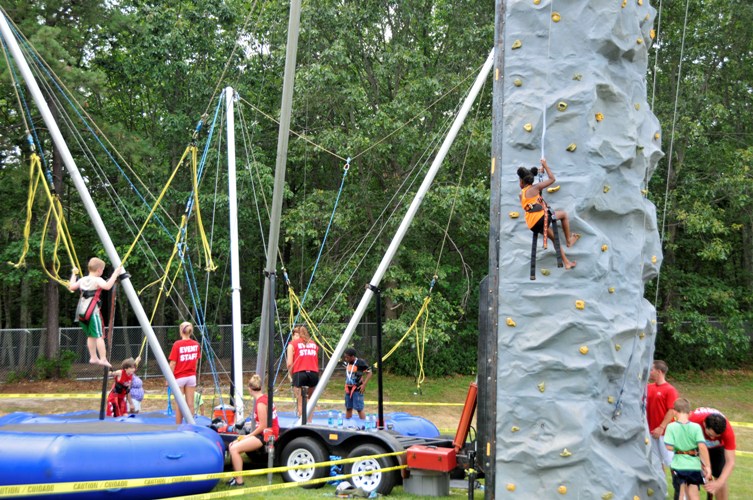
[406, 445, 457, 472]
[212, 404, 236, 426]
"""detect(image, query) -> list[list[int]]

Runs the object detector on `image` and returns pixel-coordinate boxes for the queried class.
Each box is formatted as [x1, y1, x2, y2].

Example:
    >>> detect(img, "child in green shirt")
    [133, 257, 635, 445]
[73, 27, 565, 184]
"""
[664, 398, 712, 500]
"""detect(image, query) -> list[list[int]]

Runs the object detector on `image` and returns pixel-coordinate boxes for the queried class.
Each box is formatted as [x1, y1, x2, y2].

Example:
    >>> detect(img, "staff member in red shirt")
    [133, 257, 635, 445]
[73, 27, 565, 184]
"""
[168, 321, 201, 424]
[647, 360, 679, 472]
[286, 325, 319, 422]
[688, 408, 736, 500]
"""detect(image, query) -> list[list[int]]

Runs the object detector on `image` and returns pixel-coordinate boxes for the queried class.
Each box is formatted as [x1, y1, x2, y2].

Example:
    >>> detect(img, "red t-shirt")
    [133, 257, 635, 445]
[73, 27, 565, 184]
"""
[254, 394, 280, 439]
[646, 381, 678, 434]
[292, 340, 319, 373]
[169, 339, 201, 379]
[689, 407, 736, 450]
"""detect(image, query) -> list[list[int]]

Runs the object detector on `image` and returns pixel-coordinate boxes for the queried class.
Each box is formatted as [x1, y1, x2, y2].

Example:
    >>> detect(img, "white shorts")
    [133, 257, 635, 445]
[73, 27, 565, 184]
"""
[129, 399, 142, 412]
[176, 375, 197, 388]
[650, 435, 674, 467]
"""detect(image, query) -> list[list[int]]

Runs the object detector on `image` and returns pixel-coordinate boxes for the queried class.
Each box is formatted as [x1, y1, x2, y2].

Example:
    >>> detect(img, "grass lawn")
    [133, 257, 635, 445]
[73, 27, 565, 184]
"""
[214, 371, 753, 498]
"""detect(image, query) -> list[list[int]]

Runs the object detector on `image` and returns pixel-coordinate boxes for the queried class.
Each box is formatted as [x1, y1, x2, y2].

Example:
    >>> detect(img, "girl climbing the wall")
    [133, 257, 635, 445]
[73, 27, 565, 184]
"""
[518, 158, 579, 269]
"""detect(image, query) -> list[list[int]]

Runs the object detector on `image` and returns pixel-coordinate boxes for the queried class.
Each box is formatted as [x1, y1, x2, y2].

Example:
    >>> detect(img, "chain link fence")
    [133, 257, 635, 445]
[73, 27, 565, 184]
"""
[0, 322, 382, 385]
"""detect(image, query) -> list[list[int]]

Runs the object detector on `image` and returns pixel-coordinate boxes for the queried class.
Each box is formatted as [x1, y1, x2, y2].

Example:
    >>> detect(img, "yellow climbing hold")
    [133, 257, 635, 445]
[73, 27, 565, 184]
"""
[506, 317, 517, 327]
[603, 185, 610, 193]
[639, 332, 646, 339]
[654, 132, 660, 140]
[533, 0, 541, 4]
[566, 143, 577, 152]
[507, 483, 517, 491]
[608, 396, 615, 404]
[538, 382, 546, 393]
[647, 488, 655, 496]
[547, 185, 561, 193]
[641, 188, 649, 195]
[615, 344, 622, 351]
[557, 102, 568, 112]
[634, 103, 641, 110]
[541, 269, 551, 276]
[509, 211, 520, 218]
[514, 78, 523, 87]
[579, 345, 589, 355]
[637, 0, 643, 5]
[560, 449, 572, 457]
[575, 300, 585, 310]
[572, 73, 582, 81]
[634, 497, 641, 500]
[524, 123, 533, 132]
[512, 40, 522, 50]
[552, 12, 561, 22]
[558, 485, 567, 494]
[650, 28, 656, 39]
[595, 112, 604, 122]
[601, 244, 608, 252]
[637, 38, 644, 45]
[608, 287, 615, 294]
[651, 255, 657, 264]
[602, 493, 614, 500]
[621, 0, 627, 7]
[511, 426, 520, 432]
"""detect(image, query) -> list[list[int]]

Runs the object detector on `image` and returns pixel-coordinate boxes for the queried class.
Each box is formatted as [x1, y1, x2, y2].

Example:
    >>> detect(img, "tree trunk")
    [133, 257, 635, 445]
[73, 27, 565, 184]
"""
[44, 106, 64, 360]
[743, 221, 753, 297]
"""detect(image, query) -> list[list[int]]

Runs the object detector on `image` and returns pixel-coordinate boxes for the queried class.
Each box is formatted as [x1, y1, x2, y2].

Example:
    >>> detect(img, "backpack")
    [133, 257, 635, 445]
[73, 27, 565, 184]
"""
[76, 288, 102, 324]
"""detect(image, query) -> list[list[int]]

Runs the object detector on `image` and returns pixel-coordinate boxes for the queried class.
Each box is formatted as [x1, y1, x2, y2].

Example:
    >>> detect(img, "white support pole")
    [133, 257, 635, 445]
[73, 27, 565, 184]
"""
[226, 87, 245, 421]
[306, 50, 495, 419]
[0, 12, 195, 423]
[257, 0, 302, 385]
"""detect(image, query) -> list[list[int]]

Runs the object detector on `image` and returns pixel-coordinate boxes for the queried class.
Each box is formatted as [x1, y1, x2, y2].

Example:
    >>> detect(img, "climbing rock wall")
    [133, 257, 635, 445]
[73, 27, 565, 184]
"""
[495, 0, 664, 498]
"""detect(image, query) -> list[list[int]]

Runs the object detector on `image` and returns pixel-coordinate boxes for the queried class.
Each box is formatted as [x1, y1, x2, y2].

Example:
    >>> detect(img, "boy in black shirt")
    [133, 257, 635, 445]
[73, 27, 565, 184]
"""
[343, 347, 372, 419]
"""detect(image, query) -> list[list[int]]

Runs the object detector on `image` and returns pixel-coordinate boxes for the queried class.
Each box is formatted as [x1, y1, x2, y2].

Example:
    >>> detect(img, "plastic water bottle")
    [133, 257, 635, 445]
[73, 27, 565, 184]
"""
[337, 411, 344, 428]
[365, 414, 373, 431]
[328, 411, 335, 427]
[370, 414, 378, 431]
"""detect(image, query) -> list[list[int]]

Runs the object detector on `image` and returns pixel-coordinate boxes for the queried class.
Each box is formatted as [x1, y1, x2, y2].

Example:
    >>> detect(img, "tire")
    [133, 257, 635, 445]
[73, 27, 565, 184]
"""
[280, 437, 328, 489]
[344, 443, 398, 495]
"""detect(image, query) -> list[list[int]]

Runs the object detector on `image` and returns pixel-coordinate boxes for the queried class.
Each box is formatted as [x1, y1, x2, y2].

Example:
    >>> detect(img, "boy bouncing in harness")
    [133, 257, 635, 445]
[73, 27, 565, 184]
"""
[518, 158, 579, 271]
[69, 257, 125, 368]
[107, 357, 141, 417]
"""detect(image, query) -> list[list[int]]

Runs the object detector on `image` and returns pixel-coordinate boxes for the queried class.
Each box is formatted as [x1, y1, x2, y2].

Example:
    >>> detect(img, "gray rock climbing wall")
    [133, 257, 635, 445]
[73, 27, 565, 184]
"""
[495, 0, 664, 498]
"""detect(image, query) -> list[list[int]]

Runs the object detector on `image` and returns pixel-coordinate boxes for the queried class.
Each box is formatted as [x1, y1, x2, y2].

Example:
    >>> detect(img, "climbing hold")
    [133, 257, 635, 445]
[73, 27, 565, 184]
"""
[654, 132, 660, 140]
[634, 103, 641, 110]
[523, 123, 533, 132]
[641, 188, 649, 195]
[645, 13, 651, 21]
[579, 345, 589, 355]
[511, 426, 520, 432]
[639, 332, 645, 339]
[558, 485, 567, 494]
[621, 0, 627, 7]
[572, 73, 583, 81]
[509, 211, 520, 218]
[607, 396, 615, 404]
[645, 438, 649, 445]
[608, 287, 615, 294]
[557, 102, 568, 112]
[560, 449, 572, 457]
[637, 145, 645, 152]
[634, 497, 641, 500]
[541, 269, 551, 276]
[537, 382, 546, 393]
[566, 143, 577, 152]
[514, 78, 523, 87]
[507, 483, 516, 492]
[506, 317, 517, 327]
[533, 0, 541, 4]
[603, 185, 610, 193]
[615, 344, 621, 351]
[637, 0, 643, 5]
[547, 185, 561, 193]
[512, 40, 522, 50]
[636, 38, 644, 45]
[575, 300, 585, 310]
[602, 493, 614, 500]
[595, 112, 604, 122]
[651, 255, 657, 264]
[601, 244, 608, 252]
[650, 28, 656, 39]
[647, 488, 655, 496]
[551, 12, 561, 22]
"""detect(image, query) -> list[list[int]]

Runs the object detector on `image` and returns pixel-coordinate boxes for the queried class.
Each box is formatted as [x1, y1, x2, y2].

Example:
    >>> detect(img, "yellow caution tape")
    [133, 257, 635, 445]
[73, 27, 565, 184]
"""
[0, 452, 405, 498]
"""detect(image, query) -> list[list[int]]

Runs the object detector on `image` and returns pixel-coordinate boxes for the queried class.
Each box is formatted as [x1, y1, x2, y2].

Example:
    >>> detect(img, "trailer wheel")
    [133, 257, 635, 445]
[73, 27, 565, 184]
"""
[280, 437, 328, 489]
[344, 443, 398, 495]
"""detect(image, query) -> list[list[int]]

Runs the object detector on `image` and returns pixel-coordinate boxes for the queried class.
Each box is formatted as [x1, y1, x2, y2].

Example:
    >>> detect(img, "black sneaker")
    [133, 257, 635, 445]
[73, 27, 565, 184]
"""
[227, 478, 244, 487]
